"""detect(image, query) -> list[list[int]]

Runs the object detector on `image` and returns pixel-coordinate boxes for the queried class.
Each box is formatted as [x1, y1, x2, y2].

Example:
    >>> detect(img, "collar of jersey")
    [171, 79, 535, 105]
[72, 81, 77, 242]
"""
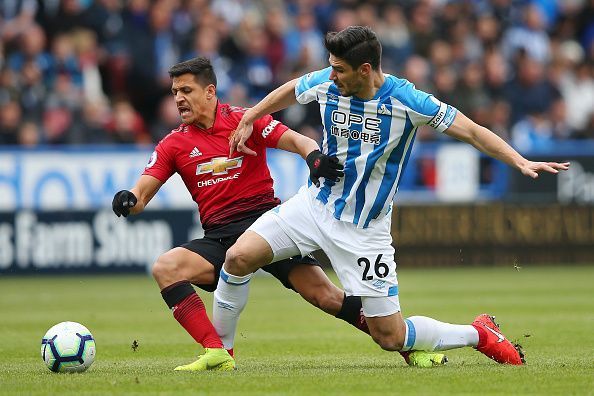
[350, 74, 394, 102]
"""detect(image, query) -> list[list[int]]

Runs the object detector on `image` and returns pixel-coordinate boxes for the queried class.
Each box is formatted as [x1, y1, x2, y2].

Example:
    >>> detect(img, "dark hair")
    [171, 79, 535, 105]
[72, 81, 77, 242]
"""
[324, 26, 382, 70]
[168, 57, 217, 87]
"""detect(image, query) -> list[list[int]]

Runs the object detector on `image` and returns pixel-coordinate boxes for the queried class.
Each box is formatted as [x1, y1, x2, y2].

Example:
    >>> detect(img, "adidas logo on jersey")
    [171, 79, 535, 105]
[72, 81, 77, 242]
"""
[189, 147, 202, 158]
[378, 104, 391, 115]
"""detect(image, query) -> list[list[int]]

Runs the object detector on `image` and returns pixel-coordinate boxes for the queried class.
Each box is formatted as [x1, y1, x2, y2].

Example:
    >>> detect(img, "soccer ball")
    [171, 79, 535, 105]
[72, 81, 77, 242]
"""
[41, 321, 96, 373]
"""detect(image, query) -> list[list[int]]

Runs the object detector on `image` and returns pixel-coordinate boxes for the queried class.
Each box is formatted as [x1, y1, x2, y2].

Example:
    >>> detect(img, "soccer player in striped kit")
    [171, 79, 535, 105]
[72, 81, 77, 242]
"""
[214, 26, 570, 366]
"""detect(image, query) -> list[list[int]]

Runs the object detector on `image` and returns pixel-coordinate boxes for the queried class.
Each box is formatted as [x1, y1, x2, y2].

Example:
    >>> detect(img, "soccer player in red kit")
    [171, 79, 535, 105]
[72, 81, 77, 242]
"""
[112, 57, 445, 371]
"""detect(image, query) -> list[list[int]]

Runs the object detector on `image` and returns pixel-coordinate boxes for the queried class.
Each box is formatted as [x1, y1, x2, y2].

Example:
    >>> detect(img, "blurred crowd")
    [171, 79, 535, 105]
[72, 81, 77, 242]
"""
[0, 0, 593, 151]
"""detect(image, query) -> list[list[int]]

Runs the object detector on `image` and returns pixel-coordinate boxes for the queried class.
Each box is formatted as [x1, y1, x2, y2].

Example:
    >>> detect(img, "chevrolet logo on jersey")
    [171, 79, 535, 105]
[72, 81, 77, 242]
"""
[196, 156, 243, 176]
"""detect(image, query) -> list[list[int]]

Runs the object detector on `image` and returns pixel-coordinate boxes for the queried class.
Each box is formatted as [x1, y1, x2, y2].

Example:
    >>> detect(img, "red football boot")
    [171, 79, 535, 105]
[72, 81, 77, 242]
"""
[472, 314, 525, 365]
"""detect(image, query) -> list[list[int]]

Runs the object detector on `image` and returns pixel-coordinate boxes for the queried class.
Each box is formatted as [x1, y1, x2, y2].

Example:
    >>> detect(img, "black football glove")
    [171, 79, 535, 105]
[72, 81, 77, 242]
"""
[306, 150, 344, 188]
[112, 190, 137, 218]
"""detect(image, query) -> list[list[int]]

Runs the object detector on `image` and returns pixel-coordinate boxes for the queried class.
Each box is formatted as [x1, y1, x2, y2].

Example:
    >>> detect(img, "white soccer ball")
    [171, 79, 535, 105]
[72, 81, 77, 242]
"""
[41, 321, 96, 373]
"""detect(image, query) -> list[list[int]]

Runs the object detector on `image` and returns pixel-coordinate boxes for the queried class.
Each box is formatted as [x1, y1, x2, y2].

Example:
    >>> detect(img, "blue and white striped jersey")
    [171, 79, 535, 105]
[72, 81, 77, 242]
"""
[295, 67, 458, 228]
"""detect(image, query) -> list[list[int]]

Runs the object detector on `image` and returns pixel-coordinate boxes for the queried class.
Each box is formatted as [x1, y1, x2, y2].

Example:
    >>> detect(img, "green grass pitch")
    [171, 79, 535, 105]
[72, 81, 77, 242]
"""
[1, 266, 593, 395]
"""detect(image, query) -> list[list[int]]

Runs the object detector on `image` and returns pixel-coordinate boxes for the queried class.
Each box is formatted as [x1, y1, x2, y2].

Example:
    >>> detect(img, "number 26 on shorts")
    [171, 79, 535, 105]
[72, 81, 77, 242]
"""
[357, 254, 389, 281]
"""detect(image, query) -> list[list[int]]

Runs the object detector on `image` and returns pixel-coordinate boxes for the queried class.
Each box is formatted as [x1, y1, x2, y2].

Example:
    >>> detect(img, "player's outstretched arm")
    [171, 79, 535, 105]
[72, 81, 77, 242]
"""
[230, 78, 300, 156]
[444, 112, 570, 178]
[112, 175, 163, 217]
[276, 128, 319, 159]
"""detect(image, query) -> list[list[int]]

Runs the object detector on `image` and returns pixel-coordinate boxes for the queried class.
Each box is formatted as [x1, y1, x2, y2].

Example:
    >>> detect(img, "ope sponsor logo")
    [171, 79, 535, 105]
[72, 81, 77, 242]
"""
[330, 110, 382, 145]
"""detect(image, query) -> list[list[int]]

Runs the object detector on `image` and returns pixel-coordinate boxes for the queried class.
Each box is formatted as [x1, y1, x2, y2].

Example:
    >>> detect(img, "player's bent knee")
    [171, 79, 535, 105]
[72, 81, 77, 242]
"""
[224, 246, 256, 276]
[151, 251, 179, 282]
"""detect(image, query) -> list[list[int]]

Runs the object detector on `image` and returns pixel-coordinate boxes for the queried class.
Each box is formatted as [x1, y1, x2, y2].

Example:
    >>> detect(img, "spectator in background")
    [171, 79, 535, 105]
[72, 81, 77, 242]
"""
[225, 82, 250, 108]
[549, 98, 573, 140]
[42, 105, 73, 144]
[511, 109, 555, 152]
[502, 3, 551, 64]
[456, 62, 492, 127]
[17, 121, 41, 146]
[0, 67, 19, 106]
[79, 99, 111, 143]
[91, 0, 126, 53]
[263, 7, 288, 83]
[284, 10, 325, 71]
[72, 29, 107, 105]
[403, 55, 432, 92]
[505, 53, 559, 125]
[428, 40, 453, 71]
[0, 0, 591, 149]
[558, 57, 594, 136]
[236, 24, 275, 102]
[409, 2, 438, 58]
[7, 24, 52, 83]
[124, 0, 178, 122]
[0, 99, 21, 144]
[375, 5, 412, 72]
[48, 33, 83, 89]
[432, 66, 458, 109]
[105, 97, 150, 144]
[328, 8, 357, 33]
[475, 13, 501, 48]
[211, 0, 245, 28]
[169, 0, 199, 54]
[489, 100, 512, 141]
[19, 60, 46, 122]
[41, 0, 96, 39]
[355, 4, 378, 32]
[446, 13, 483, 66]
[0, 0, 38, 45]
[184, 27, 232, 99]
[483, 48, 509, 99]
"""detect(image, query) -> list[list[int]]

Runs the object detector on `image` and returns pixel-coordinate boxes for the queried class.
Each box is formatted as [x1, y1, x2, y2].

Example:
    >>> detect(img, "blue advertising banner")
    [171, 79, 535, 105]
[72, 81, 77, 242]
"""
[0, 210, 198, 274]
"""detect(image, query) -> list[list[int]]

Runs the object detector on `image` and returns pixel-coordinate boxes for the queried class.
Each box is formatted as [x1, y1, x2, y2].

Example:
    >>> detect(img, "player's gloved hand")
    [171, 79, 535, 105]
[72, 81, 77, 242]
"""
[306, 150, 344, 187]
[112, 190, 137, 218]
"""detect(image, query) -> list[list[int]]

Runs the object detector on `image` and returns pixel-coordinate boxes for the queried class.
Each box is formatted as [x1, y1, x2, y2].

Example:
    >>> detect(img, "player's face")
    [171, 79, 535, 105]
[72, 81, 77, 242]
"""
[171, 73, 215, 125]
[328, 54, 365, 97]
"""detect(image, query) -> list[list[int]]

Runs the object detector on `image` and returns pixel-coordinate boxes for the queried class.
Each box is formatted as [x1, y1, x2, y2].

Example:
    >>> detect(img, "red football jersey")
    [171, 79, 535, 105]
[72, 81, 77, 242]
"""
[143, 102, 288, 229]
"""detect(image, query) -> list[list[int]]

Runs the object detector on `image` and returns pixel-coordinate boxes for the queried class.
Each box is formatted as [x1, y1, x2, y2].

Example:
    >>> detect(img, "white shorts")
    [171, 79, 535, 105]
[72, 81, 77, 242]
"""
[249, 186, 400, 315]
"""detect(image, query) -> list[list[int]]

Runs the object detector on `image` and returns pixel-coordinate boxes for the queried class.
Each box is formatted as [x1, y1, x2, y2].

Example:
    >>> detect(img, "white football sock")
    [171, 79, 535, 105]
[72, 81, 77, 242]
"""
[212, 268, 252, 350]
[402, 316, 479, 351]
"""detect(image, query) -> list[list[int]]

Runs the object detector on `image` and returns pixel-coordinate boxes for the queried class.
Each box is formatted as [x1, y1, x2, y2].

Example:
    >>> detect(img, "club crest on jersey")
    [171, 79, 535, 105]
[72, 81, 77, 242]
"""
[378, 104, 391, 115]
[196, 156, 243, 176]
[146, 151, 157, 168]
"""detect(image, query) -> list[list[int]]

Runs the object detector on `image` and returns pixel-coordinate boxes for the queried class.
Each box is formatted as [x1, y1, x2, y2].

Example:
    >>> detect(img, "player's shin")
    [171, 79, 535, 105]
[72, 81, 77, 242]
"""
[160, 281, 223, 348]
[402, 316, 479, 352]
[213, 268, 253, 350]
